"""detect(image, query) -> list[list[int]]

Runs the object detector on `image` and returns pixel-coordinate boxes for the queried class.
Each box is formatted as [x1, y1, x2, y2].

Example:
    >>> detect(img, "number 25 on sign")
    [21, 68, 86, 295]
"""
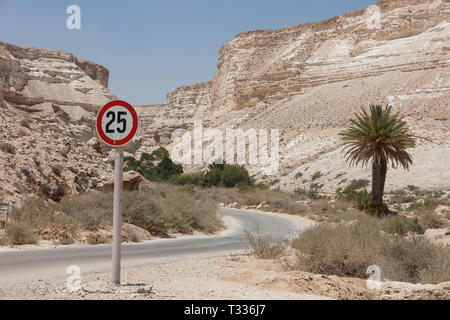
[96, 100, 139, 284]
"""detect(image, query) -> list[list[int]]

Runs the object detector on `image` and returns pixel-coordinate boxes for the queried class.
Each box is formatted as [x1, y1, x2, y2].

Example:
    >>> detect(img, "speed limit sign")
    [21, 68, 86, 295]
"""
[96, 100, 139, 147]
[95, 100, 139, 285]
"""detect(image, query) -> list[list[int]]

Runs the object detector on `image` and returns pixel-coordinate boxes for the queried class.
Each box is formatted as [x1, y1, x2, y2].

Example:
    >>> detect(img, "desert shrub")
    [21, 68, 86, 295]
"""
[292, 216, 450, 284]
[122, 198, 168, 236]
[349, 179, 370, 190]
[389, 189, 416, 204]
[123, 226, 140, 242]
[50, 185, 66, 202]
[21, 168, 35, 184]
[11, 183, 222, 242]
[311, 171, 323, 181]
[204, 166, 223, 187]
[59, 192, 112, 231]
[292, 220, 380, 278]
[269, 178, 280, 186]
[254, 182, 270, 190]
[295, 186, 326, 200]
[52, 166, 62, 177]
[408, 199, 439, 211]
[295, 172, 303, 179]
[5, 222, 38, 245]
[169, 174, 205, 186]
[383, 216, 424, 235]
[381, 236, 449, 283]
[337, 184, 388, 216]
[245, 230, 286, 259]
[418, 209, 446, 230]
[178, 185, 195, 193]
[222, 165, 251, 188]
[0, 142, 16, 154]
[203, 163, 251, 188]
[40, 184, 52, 198]
[124, 147, 183, 182]
[123, 185, 222, 236]
[407, 185, 419, 192]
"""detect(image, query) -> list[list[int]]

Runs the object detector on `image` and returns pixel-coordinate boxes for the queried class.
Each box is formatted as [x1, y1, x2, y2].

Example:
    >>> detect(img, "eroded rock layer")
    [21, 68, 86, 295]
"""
[138, 0, 450, 193]
[0, 42, 116, 204]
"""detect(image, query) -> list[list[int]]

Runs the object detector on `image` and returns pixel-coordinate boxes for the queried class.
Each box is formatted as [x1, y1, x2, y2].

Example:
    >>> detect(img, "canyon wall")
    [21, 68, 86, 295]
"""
[139, 0, 450, 192]
[0, 42, 116, 204]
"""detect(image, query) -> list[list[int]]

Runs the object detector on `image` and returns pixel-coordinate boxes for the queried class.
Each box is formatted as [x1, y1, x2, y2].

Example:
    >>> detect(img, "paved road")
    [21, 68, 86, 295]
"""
[0, 208, 300, 286]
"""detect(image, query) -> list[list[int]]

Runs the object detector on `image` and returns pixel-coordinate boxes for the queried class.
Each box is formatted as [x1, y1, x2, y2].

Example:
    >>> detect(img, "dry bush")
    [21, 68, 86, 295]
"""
[5, 222, 38, 245]
[417, 209, 446, 230]
[9, 183, 222, 244]
[245, 230, 287, 259]
[0, 142, 16, 155]
[292, 217, 381, 279]
[383, 215, 424, 235]
[291, 215, 450, 284]
[123, 225, 141, 242]
[59, 192, 113, 231]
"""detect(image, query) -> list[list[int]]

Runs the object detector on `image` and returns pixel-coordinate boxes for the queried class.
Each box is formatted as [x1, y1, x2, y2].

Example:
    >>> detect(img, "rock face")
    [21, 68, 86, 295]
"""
[96, 171, 143, 193]
[138, 0, 450, 192]
[136, 81, 213, 147]
[0, 42, 116, 204]
[0, 42, 113, 111]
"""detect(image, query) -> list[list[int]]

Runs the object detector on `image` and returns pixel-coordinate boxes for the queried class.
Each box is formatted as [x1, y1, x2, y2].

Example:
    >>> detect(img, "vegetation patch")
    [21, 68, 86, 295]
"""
[292, 216, 450, 284]
[245, 230, 287, 259]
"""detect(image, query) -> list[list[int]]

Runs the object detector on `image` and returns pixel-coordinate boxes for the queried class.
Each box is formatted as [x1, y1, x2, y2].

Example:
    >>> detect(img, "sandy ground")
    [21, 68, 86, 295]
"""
[0, 255, 330, 300]
[2, 253, 448, 300]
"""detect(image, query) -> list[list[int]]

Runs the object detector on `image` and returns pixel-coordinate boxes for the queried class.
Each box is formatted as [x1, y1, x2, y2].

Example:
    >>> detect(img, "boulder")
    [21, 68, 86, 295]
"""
[96, 171, 143, 192]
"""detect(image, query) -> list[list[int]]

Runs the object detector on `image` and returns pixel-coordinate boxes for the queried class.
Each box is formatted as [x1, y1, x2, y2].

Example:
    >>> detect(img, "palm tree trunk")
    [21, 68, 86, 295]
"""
[372, 159, 387, 204]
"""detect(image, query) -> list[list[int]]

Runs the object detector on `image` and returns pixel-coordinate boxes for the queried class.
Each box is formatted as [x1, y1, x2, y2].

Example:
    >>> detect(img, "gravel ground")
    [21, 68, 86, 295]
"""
[0, 256, 330, 300]
[1, 254, 448, 300]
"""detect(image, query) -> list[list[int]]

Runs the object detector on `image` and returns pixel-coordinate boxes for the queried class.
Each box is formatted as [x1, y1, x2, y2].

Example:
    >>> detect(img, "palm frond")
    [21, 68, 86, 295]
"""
[339, 104, 416, 170]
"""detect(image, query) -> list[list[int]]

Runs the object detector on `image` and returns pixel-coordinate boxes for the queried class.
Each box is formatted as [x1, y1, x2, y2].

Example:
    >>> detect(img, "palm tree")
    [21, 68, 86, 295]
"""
[340, 105, 416, 212]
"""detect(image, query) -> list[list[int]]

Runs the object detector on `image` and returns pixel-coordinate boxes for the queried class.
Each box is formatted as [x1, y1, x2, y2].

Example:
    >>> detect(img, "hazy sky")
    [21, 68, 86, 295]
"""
[0, 0, 375, 105]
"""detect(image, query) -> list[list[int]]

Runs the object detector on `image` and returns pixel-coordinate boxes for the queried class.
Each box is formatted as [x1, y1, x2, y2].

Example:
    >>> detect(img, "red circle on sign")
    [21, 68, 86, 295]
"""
[96, 100, 139, 147]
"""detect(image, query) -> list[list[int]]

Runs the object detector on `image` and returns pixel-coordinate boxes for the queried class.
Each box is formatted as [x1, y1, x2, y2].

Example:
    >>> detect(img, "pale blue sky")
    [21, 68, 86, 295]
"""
[0, 0, 376, 105]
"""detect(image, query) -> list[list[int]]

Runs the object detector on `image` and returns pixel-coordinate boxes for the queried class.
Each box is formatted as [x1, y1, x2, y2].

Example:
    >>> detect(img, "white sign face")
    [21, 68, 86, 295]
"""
[96, 100, 139, 147]
[100, 105, 134, 141]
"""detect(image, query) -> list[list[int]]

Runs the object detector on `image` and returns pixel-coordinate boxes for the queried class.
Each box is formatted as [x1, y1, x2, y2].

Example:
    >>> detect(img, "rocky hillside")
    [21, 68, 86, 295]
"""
[137, 0, 450, 193]
[0, 42, 116, 205]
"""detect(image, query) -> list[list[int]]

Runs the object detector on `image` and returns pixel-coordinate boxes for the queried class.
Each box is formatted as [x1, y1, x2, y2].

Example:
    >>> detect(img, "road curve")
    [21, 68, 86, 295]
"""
[0, 208, 300, 286]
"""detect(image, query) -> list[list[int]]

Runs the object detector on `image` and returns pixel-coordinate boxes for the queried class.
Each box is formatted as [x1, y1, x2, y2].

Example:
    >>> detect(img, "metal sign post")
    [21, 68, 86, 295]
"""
[0, 203, 9, 244]
[96, 100, 139, 285]
[112, 149, 123, 284]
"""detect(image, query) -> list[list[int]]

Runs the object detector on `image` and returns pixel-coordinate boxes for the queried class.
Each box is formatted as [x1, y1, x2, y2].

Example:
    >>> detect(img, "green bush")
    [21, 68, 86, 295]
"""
[169, 174, 205, 186]
[222, 165, 251, 188]
[337, 185, 388, 216]
[203, 163, 252, 188]
[124, 147, 183, 182]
